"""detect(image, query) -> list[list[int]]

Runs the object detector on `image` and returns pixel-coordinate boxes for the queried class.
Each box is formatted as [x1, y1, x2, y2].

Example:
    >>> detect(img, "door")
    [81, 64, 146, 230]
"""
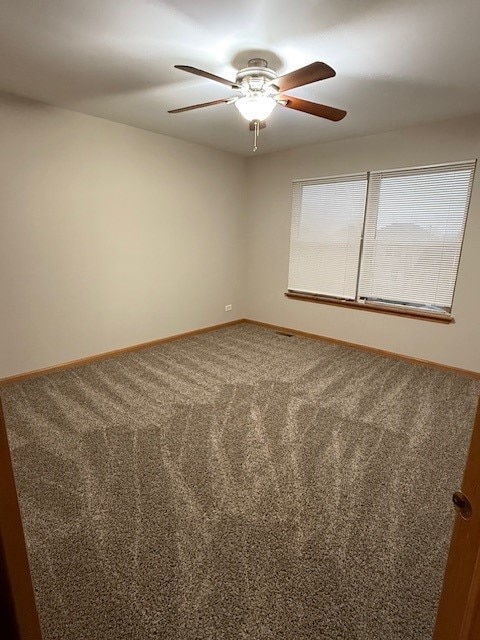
[434, 397, 480, 639]
[0, 398, 42, 639]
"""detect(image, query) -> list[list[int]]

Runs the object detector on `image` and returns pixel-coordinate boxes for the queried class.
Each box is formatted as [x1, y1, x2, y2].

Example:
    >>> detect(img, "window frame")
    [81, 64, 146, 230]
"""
[286, 160, 477, 323]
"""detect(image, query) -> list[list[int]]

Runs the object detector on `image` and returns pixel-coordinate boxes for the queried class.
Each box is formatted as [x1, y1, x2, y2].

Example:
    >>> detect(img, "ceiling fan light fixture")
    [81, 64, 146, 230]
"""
[169, 60, 347, 151]
[235, 95, 277, 122]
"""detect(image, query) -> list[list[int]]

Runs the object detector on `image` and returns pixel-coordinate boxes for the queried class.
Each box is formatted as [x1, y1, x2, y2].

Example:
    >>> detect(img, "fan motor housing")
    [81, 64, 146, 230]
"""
[236, 58, 278, 93]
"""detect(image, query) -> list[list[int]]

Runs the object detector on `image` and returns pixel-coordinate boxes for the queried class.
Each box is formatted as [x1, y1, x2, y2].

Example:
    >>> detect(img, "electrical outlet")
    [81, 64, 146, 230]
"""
[225, 304, 233, 312]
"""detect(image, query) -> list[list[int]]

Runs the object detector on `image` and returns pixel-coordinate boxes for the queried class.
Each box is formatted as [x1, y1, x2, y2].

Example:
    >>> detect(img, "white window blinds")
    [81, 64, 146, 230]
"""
[288, 174, 368, 300]
[358, 161, 475, 311]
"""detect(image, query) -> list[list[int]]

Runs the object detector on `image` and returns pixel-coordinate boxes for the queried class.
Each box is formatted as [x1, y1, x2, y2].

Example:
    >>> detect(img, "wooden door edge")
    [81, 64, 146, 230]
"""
[461, 545, 480, 638]
[0, 399, 42, 639]
[433, 398, 480, 640]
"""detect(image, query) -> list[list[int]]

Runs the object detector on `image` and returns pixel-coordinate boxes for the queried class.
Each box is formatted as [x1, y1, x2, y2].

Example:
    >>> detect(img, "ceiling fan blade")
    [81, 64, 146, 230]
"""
[168, 98, 232, 114]
[281, 95, 347, 121]
[174, 65, 240, 89]
[270, 62, 336, 92]
[249, 121, 267, 131]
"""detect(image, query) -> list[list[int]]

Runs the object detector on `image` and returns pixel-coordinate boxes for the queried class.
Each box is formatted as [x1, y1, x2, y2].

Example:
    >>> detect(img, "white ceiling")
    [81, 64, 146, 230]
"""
[1, 0, 480, 156]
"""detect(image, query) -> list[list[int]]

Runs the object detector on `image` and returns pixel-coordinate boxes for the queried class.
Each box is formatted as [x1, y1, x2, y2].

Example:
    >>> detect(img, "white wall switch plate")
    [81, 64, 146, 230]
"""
[225, 304, 233, 312]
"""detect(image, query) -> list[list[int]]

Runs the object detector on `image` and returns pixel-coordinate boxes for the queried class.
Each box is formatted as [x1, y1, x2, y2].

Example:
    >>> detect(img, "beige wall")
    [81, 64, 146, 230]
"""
[244, 115, 480, 372]
[0, 94, 246, 378]
[2, 95, 480, 378]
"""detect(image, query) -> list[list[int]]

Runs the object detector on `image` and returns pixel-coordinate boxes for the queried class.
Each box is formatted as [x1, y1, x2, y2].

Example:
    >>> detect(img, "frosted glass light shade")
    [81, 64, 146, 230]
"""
[235, 95, 277, 121]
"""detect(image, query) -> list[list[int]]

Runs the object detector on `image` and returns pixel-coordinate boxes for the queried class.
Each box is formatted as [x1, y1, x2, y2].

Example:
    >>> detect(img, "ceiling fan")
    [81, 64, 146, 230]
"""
[168, 58, 346, 151]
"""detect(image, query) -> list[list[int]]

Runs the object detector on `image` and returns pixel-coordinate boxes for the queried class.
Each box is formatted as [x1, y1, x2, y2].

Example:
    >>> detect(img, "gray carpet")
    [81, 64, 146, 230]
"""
[2, 323, 479, 640]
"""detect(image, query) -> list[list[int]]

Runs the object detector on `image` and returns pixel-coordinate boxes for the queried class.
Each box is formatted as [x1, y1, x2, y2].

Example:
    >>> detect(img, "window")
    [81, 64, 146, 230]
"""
[287, 161, 476, 320]
[288, 174, 368, 300]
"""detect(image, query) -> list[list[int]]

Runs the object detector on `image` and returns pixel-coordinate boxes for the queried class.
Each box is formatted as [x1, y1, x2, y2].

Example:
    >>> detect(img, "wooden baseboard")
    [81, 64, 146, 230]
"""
[2, 317, 478, 386]
[243, 319, 480, 380]
[0, 319, 244, 387]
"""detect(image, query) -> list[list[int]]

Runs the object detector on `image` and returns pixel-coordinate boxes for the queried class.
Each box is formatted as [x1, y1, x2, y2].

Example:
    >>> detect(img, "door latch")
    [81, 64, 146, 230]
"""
[452, 491, 472, 520]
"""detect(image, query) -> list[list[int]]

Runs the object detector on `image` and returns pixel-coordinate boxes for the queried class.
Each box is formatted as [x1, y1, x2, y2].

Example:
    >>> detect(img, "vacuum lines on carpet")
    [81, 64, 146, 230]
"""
[2, 324, 479, 639]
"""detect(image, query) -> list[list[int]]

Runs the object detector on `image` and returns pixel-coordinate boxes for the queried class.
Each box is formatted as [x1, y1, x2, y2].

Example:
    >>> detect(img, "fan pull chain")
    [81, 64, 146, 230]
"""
[253, 119, 259, 152]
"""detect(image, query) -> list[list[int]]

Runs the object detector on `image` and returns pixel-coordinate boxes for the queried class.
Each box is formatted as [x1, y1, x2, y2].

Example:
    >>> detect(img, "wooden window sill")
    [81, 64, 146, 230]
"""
[285, 292, 454, 324]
